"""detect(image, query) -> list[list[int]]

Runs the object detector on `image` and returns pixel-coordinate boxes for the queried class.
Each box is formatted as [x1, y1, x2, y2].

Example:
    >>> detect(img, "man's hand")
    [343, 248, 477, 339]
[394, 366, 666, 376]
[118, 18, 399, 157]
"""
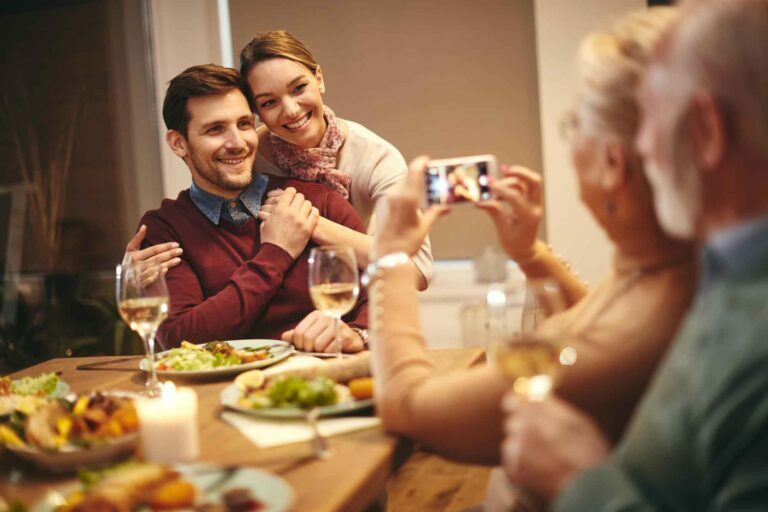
[476, 166, 543, 263]
[501, 393, 610, 503]
[123, 224, 183, 271]
[371, 156, 449, 260]
[281, 310, 365, 353]
[259, 187, 319, 259]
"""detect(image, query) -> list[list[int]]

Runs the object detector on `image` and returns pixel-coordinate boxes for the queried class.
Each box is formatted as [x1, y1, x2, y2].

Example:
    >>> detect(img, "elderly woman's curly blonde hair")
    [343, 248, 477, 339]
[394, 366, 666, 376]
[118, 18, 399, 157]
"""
[576, 7, 678, 151]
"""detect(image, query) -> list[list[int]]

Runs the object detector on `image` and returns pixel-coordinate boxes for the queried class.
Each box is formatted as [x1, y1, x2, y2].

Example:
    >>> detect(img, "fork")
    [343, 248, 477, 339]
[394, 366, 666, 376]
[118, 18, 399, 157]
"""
[305, 407, 330, 459]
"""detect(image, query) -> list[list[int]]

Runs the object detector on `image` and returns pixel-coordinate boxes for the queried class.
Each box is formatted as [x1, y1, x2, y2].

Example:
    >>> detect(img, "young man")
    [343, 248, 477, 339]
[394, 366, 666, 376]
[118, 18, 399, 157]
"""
[501, 0, 768, 509]
[139, 64, 368, 352]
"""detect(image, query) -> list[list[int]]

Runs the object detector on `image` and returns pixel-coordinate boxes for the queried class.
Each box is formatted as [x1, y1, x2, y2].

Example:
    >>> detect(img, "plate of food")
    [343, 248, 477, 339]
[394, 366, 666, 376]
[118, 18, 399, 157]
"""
[221, 376, 374, 419]
[221, 353, 375, 418]
[139, 339, 293, 378]
[1, 392, 139, 473]
[32, 461, 295, 512]
[0, 372, 69, 408]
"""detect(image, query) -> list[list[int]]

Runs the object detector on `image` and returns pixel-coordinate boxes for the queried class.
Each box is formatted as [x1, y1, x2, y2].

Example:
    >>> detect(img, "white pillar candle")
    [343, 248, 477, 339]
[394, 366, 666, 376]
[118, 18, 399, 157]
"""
[136, 382, 200, 464]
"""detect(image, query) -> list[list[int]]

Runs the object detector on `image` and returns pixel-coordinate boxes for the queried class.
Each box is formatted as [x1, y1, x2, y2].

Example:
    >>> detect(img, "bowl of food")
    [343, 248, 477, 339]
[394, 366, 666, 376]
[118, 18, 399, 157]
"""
[33, 462, 294, 512]
[0, 372, 69, 418]
[1, 392, 140, 473]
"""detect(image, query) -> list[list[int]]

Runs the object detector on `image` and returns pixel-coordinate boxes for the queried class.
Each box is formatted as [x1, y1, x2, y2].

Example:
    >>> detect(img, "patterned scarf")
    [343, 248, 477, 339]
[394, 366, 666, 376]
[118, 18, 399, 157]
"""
[269, 106, 350, 199]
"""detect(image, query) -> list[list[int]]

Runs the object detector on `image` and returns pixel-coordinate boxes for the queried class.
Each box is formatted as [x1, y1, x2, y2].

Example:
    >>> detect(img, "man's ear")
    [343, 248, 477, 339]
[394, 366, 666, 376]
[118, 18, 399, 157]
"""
[166, 130, 188, 158]
[601, 139, 628, 193]
[315, 66, 325, 94]
[690, 90, 726, 172]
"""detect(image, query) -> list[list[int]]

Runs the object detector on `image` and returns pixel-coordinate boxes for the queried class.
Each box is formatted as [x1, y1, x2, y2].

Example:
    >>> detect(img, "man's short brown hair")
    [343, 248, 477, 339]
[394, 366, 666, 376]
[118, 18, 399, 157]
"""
[162, 64, 257, 138]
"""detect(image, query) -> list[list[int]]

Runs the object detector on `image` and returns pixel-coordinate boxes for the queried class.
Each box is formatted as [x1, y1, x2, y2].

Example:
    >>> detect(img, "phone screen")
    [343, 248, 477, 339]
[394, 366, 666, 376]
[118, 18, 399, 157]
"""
[426, 160, 492, 205]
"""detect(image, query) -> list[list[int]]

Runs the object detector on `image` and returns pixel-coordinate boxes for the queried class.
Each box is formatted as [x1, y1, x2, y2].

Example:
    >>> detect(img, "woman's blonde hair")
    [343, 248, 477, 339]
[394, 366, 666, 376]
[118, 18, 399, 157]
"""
[577, 7, 678, 148]
[239, 30, 319, 78]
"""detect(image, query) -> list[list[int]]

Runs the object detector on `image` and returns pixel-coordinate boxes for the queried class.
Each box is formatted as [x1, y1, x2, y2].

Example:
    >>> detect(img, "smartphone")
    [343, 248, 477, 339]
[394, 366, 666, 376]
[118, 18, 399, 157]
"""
[425, 154, 497, 205]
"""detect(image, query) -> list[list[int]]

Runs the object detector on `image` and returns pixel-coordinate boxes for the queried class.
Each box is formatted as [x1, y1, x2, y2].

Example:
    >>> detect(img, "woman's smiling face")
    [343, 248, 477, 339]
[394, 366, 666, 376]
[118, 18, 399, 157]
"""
[248, 57, 327, 149]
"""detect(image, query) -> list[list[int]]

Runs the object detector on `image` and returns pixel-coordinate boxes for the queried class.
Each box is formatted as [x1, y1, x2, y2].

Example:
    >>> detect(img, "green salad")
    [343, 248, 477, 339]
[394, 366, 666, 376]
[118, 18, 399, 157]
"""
[155, 348, 240, 371]
[240, 376, 338, 409]
[10, 372, 59, 396]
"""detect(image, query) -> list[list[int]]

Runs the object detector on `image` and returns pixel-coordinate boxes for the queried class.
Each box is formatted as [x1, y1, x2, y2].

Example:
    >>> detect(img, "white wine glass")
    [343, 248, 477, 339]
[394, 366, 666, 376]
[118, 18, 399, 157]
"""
[494, 279, 576, 401]
[308, 246, 359, 359]
[116, 261, 169, 397]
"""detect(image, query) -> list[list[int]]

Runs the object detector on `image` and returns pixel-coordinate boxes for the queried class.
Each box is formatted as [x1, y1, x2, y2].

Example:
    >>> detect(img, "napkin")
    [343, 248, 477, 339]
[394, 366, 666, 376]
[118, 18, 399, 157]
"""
[221, 411, 381, 448]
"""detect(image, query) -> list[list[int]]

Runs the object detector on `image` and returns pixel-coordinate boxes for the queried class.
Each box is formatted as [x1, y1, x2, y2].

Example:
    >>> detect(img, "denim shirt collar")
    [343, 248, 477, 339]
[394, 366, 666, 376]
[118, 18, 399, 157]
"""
[701, 215, 768, 287]
[189, 173, 269, 225]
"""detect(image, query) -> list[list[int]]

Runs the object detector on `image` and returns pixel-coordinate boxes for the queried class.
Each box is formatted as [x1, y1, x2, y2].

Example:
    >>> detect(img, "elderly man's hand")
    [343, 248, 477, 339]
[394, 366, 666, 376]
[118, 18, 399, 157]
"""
[371, 156, 449, 260]
[476, 166, 543, 263]
[501, 393, 610, 503]
[281, 310, 365, 353]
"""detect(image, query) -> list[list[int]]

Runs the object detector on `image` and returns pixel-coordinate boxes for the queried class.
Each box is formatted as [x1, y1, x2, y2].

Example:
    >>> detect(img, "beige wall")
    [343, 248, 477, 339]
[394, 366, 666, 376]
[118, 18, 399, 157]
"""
[149, 0, 648, 283]
[533, 0, 644, 285]
[229, 0, 543, 260]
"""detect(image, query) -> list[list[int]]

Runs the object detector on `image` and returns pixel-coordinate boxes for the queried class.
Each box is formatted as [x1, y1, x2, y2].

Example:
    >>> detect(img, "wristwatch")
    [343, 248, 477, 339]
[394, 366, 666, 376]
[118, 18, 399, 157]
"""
[362, 252, 411, 286]
[350, 327, 369, 349]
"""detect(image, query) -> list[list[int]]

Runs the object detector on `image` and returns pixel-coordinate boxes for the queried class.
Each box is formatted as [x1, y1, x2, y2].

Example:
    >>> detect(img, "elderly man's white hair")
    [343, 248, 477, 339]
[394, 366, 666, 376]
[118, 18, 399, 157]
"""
[668, 0, 768, 162]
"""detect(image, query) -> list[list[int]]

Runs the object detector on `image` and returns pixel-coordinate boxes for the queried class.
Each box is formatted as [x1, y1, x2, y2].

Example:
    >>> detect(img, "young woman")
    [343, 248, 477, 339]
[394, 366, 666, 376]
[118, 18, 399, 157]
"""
[242, 30, 435, 288]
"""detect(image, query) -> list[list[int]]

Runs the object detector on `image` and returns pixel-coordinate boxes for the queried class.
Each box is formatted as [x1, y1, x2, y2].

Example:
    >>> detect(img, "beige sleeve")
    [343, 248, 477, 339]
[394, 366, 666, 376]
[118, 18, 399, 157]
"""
[370, 265, 506, 464]
[516, 240, 589, 307]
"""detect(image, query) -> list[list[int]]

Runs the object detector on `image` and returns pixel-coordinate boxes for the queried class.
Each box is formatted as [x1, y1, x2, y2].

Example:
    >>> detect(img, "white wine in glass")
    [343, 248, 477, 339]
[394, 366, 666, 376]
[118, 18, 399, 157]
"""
[116, 261, 169, 397]
[308, 246, 359, 358]
[494, 279, 575, 401]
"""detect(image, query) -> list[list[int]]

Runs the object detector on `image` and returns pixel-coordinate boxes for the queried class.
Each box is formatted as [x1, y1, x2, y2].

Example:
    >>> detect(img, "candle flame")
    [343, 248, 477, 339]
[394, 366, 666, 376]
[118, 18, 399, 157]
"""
[161, 381, 177, 403]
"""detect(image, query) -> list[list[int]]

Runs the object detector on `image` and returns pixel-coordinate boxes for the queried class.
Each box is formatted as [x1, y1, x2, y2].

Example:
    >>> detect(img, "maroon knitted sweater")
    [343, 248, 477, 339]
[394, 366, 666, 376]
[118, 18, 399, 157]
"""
[140, 176, 368, 349]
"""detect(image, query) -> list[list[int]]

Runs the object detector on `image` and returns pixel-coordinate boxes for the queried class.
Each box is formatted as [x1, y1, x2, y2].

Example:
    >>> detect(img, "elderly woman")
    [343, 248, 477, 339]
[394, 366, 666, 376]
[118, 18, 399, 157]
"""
[369, 5, 692, 468]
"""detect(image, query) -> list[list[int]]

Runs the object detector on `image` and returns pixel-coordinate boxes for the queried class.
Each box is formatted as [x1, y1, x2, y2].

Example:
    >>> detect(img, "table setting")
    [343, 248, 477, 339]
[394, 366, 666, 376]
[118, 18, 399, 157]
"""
[1, 255, 485, 511]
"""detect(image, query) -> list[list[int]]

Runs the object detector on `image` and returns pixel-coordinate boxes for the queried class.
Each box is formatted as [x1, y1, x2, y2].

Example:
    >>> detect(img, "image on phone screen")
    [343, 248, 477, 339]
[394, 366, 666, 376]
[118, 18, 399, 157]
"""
[426, 161, 491, 205]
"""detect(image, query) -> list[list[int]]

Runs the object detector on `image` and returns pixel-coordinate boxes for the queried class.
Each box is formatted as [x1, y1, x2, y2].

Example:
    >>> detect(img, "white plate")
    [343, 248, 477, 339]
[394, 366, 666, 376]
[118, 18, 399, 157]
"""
[220, 382, 374, 419]
[32, 463, 295, 512]
[7, 433, 138, 473]
[140, 339, 293, 378]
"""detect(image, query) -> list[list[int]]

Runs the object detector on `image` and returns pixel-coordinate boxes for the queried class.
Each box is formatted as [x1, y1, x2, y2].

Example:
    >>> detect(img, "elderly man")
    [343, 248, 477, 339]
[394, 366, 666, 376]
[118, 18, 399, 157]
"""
[501, 0, 768, 509]
[138, 64, 368, 351]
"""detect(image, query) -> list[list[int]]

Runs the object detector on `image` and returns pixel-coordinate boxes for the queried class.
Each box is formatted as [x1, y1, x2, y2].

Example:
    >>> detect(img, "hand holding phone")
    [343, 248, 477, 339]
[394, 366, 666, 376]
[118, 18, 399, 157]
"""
[425, 155, 497, 205]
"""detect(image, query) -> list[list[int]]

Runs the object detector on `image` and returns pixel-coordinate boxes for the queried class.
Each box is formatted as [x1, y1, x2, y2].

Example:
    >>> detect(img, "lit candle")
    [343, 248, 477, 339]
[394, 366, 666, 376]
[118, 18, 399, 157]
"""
[135, 382, 200, 464]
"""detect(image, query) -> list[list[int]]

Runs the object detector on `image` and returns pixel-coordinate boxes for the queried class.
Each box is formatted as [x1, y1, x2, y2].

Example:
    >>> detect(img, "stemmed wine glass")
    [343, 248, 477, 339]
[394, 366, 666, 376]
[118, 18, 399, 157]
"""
[116, 260, 169, 397]
[308, 246, 359, 359]
[491, 279, 576, 401]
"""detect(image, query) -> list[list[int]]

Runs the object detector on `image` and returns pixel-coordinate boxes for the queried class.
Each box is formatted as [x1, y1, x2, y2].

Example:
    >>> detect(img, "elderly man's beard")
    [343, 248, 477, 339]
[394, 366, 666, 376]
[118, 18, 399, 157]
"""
[644, 126, 703, 240]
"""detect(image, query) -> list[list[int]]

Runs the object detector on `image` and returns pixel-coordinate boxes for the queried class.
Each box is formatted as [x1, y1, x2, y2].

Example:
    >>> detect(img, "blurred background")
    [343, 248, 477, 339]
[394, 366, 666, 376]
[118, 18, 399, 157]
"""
[0, 0, 661, 370]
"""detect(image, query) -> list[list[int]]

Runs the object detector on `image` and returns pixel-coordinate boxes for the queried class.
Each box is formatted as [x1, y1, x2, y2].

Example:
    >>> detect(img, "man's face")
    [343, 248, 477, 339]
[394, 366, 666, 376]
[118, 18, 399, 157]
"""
[181, 89, 258, 198]
[636, 63, 702, 239]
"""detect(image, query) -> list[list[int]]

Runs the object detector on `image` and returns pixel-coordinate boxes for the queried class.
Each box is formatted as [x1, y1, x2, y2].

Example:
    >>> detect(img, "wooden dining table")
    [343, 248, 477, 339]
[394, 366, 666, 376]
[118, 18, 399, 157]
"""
[0, 347, 484, 511]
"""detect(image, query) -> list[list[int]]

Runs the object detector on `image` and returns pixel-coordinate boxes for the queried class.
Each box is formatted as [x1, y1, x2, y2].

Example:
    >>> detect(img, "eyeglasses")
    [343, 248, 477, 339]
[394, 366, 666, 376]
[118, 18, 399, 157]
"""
[559, 109, 579, 141]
